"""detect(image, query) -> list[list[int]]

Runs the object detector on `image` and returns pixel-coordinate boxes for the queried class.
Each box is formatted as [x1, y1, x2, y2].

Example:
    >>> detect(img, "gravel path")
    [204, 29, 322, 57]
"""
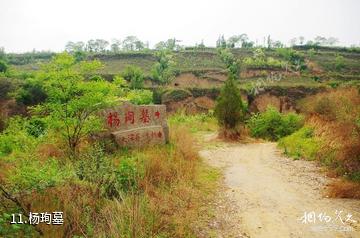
[199, 142, 360, 238]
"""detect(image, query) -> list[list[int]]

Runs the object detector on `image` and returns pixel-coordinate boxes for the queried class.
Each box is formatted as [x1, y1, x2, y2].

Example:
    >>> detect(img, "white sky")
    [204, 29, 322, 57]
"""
[1, 0, 359, 53]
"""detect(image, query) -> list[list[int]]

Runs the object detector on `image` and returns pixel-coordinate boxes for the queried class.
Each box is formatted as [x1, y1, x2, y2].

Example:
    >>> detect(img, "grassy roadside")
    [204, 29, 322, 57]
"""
[0, 113, 221, 237]
[277, 87, 360, 198]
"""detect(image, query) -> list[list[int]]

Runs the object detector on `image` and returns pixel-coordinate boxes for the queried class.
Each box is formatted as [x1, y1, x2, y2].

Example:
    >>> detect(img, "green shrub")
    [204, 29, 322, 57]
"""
[217, 48, 240, 78]
[121, 65, 144, 89]
[75, 144, 120, 198]
[334, 54, 345, 70]
[26, 118, 47, 138]
[126, 89, 153, 105]
[16, 78, 47, 106]
[151, 50, 175, 84]
[9, 158, 72, 193]
[162, 89, 192, 103]
[113, 75, 128, 88]
[276, 48, 306, 70]
[0, 77, 14, 100]
[0, 60, 8, 73]
[214, 75, 246, 129]
[115, 156, 143, 192]
[243, 48, 284, 69]
[247, 107, 304, 141]
[89, 75, 104, 81]
[278, 127, 320, 160]
[0, 117, 38, 157]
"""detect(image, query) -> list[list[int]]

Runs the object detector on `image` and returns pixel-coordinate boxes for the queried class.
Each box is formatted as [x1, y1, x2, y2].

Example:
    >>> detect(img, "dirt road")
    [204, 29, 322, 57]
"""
[200, 142, 360, 238]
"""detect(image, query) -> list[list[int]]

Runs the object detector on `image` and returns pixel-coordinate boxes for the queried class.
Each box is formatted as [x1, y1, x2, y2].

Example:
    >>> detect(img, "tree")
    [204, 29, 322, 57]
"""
[121, 65, 144, 89]
[65, 41, 85, 53]
[155, 38, 182, 51]
[0, 47, 6, 61]
[227, 34, 252, 48]
[216, 35, 227, 49]
[334, 53, 345, 70]
[314, 36, 327, 46]
[326, 37, 339, 46]
[0, 60, 8, 73]
[196, 40, 206, 49]
[85, 39, 109, 53]
[218, 48, 240, 79]
[151, 50, 175, 84]
[214, 75, 246, 131]
[16, 78, 48, 106]
[122, 36, 143, 51]
[227, 35, 240, 48]
[267, 35, 272, 49]
[34, 53, 116, 158]
[299, 36, 305, 45]
[110, 39, 122, 53]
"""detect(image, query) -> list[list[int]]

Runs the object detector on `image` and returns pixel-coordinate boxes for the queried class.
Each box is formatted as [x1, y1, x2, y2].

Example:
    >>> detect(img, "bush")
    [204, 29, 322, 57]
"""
[300, 88, 360, 181]
[243, 48, 284, 69]
[16, 78, 47, 106]
[278, 127, 320, 160]
[0, 77, 14, 100]
[8, 158, 72, 193]
[276, 48, 306, 70]
[217, 48, 240, 78]
[121, 65, 144, 89]
[247, 107, 304, 141]
[0, 117, 38, 157]
[0, 60, 8, 73]
[115, 156, 143, 192]
[161, 89, 192, 103]
[334, 54, 345, 70]
[26, 118, 47, 138]
[151, 50, 175, 84]
[126, 89, 153, 105]
[214, 76, 246, 131]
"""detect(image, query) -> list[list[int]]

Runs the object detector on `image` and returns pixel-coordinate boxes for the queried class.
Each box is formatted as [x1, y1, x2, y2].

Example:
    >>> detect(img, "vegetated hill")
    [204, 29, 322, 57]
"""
[11, 46, 360, 81]
[7, 47, 360, 114]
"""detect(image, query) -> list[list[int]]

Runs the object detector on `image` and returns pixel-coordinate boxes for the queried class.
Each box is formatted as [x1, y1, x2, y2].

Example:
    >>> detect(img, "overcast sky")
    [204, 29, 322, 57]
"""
[1, 0, 359, 53]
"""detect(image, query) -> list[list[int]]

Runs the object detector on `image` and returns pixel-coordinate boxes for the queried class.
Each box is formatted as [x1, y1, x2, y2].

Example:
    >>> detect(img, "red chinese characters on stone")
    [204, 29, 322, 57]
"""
[140, 109, 150, 123]
[154, 111, 160, 119]
[128, 133, 140, 141]
[107, 112, 120, 128]
[125, 111, 135, 124]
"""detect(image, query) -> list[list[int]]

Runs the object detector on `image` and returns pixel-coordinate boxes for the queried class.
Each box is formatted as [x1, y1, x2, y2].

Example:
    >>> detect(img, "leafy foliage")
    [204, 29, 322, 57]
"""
[151, 50, 175, 84]
[278, 127, 320, 160]
[126, 89, 153, 105]
[16, 78, 47, 106]
[121, 65, 144, 89]
[0, 77, 15, 100]
[0, 117, 38, 157]
[243, 48, 284, 69]
[0, 60, 8, 73]
[247, 107, 304, 141]
[214, 75, 246, 129]
[8, 158, 72, 193]
[276, 48, 306, 70]
[218, 48, 241, 79]
[33, 53, 117, 157]
[334, 54, 345, 70]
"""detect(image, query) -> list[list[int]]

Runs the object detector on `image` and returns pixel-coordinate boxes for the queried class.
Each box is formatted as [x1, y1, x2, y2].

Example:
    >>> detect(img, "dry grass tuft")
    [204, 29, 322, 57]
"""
[327, 180, 360, 199]
[36, 143, 64, 159]
[299, 87, 360, 198]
